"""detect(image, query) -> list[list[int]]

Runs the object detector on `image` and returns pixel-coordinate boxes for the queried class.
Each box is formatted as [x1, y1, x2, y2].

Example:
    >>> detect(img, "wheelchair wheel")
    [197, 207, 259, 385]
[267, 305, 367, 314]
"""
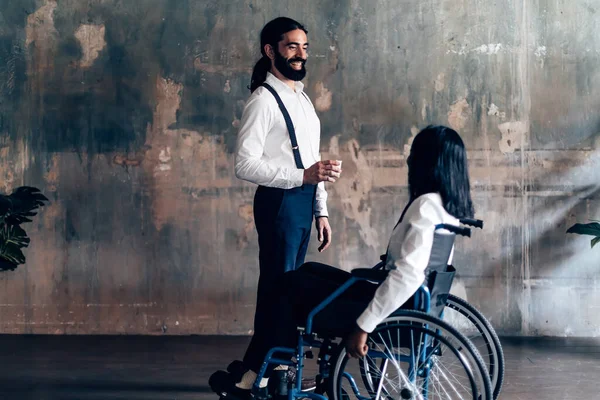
[442, 294, 504, 399]
[329, 310, 492, 400]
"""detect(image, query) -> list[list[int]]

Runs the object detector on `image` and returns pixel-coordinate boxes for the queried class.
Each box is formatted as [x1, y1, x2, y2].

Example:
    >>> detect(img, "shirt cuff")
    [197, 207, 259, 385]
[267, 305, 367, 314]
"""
[289, 169, 304, 188]
[314, 204, 329, 218]
[355, 312, 378, 334]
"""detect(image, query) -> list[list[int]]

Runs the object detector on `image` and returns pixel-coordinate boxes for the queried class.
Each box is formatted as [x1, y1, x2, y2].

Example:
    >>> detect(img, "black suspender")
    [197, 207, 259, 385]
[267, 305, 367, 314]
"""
[261, 83, 305, 170]
[393, 200, 414, 230]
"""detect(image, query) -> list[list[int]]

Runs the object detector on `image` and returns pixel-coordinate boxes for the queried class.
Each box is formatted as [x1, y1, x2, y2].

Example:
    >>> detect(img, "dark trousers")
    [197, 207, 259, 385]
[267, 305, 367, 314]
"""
[244, 262, 379, 375]
[243, 185, 317, 373]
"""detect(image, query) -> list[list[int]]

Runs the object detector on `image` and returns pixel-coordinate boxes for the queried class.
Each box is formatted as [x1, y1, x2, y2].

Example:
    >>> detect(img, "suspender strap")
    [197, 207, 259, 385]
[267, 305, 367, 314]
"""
[261, 83, 305, 169]
[393, 200, 414, 230]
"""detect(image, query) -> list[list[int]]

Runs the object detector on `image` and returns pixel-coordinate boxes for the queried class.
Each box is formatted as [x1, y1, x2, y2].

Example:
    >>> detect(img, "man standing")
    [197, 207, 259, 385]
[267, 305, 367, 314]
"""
[232, 17, 342, 394]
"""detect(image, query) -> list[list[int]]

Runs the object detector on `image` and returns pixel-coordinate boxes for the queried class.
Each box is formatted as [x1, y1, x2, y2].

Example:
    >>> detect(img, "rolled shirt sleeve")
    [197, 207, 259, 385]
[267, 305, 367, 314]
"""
[356, 198, 440, 333]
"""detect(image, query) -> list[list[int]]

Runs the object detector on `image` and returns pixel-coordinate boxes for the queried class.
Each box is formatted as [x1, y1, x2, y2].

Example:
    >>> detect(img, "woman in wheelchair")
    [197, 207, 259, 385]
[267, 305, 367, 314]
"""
[210, 125, 475, 399]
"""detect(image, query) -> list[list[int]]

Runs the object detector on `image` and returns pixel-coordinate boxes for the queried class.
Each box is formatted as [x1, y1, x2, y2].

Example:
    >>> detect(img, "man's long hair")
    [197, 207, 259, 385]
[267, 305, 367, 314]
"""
[408, 125, 475, 218]
[249, 17, 307, 92]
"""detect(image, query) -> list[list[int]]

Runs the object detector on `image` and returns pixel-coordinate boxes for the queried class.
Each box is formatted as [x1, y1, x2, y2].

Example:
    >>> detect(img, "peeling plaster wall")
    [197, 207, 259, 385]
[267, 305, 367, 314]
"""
[0, 0, 599, 336]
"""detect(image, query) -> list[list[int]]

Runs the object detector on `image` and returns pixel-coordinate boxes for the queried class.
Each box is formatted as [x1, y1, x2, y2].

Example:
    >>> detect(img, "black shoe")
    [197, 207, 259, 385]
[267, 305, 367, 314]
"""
[287, 367, 317, 392]
[227, 360, 247, 381]
[209, 370, 269, 400]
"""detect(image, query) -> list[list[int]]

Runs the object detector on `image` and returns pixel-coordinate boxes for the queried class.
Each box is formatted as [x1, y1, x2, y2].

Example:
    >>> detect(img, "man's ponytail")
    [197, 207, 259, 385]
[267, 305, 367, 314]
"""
[249, 56, 271, 92]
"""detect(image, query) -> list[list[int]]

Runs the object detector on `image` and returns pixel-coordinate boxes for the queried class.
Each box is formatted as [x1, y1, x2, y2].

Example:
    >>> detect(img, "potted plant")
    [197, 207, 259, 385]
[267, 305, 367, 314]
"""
[566, 221, 600, 248]
[0, 186, 48, 271]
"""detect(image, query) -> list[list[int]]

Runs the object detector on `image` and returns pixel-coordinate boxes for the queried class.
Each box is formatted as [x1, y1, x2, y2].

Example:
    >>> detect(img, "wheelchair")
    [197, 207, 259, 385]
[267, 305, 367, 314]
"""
[230, 220, 497, 400]
[368, 218, 504, 399]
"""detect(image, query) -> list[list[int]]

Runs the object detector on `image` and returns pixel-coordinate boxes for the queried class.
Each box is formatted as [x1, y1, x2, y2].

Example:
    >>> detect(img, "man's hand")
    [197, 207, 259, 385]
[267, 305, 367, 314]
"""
[345, 326, 369, 358]
[316, 216, 332, 252]
[303, 160, 342, 185]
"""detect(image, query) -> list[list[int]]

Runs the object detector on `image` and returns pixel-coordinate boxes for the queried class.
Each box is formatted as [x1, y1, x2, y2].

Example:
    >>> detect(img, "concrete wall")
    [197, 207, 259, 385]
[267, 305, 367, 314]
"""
[0, 0, 599, 336]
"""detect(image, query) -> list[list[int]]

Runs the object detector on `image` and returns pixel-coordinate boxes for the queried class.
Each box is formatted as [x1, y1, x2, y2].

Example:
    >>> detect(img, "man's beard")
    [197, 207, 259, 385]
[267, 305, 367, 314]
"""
[274, 50, 307, 81]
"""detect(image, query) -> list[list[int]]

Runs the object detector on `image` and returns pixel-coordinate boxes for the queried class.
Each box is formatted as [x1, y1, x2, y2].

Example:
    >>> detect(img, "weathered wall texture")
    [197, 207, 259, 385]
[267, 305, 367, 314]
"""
[0, 0, 599, 336]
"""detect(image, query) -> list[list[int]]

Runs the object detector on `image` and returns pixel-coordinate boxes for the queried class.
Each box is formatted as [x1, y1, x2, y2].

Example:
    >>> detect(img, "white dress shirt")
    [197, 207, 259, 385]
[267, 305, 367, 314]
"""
[356, 193, 459, 333]
[235, 72, 328, 217]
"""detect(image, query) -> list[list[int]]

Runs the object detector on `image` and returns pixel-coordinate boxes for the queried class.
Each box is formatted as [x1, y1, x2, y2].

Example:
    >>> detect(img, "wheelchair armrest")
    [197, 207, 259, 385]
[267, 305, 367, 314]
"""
[459, 218, 484, 229]
[351, 268, 389, 282]
[437, 223, 471, 237]
[371, 254, 387, 270]
[372, 261, 385, 270]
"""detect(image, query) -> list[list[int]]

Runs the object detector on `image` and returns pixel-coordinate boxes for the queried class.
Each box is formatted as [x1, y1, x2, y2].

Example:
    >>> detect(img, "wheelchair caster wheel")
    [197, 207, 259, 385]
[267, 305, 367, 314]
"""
[400, 388, 413, 399]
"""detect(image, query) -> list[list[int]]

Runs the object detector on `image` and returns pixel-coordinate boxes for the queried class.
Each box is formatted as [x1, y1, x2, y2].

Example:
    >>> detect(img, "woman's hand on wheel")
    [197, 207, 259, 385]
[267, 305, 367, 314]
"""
[345, 326, 368, 358]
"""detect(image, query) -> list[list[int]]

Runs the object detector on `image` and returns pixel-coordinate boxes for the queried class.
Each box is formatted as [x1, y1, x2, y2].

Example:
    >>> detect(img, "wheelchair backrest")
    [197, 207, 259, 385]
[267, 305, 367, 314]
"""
[424, 231, 455, 278]
[420, 230, 457, 317]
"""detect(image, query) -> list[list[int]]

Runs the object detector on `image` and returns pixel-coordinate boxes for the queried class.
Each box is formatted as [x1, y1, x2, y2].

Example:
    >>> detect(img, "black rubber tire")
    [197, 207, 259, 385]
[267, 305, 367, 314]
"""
[445, 294, 505, 399]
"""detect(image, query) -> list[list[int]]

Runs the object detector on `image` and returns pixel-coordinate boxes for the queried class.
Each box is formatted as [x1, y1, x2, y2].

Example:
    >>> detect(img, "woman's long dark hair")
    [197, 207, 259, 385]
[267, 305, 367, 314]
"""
[407, 125, 474, 218]
[249, 17, 307, 92]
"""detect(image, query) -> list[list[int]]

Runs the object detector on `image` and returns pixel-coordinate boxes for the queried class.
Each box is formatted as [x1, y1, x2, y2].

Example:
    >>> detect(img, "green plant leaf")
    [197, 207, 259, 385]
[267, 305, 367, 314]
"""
[592, 237, 600, 248]
[0, 224, 29, 266]
[566, 222, 600, 236]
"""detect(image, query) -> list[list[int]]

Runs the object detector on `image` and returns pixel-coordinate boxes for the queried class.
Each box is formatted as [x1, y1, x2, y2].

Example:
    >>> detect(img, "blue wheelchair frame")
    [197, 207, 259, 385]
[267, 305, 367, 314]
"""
[252, 222, 475, 400]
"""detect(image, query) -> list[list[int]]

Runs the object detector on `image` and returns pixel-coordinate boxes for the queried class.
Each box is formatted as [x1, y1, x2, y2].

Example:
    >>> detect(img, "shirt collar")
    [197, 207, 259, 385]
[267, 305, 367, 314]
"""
[265, 71, 304, 94]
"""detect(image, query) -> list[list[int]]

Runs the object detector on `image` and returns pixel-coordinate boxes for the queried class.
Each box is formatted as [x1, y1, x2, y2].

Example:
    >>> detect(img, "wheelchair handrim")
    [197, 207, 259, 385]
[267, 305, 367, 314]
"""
[330, 311, 492, 400]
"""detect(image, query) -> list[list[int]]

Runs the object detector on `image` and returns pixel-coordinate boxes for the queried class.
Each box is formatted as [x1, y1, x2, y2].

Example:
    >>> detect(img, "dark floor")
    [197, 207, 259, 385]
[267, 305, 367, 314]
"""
[0, 335, 598, 399]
